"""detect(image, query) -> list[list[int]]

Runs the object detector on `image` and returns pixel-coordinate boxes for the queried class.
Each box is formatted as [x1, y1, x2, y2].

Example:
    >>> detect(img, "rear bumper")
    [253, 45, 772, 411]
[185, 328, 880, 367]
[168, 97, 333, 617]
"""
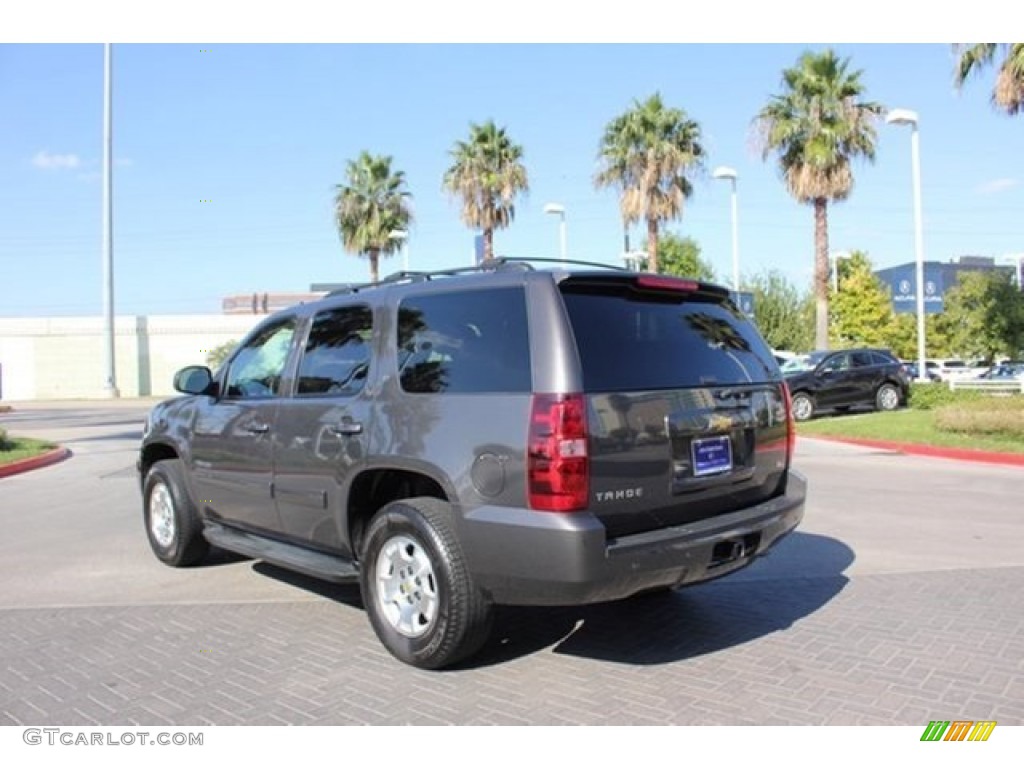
[459, 471, 806, 605]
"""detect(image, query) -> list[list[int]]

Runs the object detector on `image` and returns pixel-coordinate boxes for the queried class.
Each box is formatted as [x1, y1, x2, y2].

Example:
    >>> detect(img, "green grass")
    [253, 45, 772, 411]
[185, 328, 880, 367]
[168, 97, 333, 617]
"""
[797, 408, 1024, 454]
[0, 435, 57, 466]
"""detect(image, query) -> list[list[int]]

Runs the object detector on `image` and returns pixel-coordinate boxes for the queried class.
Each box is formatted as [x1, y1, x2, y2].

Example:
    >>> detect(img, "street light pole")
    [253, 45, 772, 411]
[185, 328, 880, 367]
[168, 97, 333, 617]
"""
[712, 167, 739, 292]
[101, 43, 119, 398]
[831, 251, 851, 293]
[543, 203, 567, 265]
[886, 108, 928, 383]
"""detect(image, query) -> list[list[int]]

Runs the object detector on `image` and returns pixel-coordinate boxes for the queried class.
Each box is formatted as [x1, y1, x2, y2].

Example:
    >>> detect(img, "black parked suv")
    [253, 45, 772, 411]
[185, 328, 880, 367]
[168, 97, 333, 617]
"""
[783, 348, 910, 421]
[139, 260, 806, 669]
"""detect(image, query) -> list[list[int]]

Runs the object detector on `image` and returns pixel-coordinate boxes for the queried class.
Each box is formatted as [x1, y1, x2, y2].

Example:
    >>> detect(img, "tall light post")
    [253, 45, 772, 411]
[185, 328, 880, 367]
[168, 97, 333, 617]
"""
[389, 229, 409, 272]
[886, 108, 929, 383]
[101, 43, 119, 398]
[543, 203, 567, 265]
[712, 166, 740, 292]
[831, 250, 852, 292]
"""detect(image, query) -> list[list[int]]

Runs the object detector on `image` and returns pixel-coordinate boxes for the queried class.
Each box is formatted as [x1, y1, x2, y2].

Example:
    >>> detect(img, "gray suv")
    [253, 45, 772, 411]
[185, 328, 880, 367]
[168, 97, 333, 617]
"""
[139, 260, 806, 669]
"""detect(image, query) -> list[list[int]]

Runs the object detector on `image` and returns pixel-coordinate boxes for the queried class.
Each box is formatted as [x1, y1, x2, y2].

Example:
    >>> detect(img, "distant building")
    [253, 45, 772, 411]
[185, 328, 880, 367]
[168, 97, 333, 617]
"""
[221, 292, 326, 315]
[874, 256, 1017, 314]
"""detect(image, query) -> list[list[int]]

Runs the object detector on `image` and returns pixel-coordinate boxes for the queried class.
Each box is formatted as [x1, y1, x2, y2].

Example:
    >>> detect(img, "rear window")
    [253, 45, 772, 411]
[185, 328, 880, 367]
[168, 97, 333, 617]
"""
[561, 284, 778, 391]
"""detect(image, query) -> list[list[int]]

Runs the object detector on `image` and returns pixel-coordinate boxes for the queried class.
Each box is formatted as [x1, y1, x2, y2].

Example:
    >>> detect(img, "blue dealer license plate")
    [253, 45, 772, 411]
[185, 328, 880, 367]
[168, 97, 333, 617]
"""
[691, 435, 733, 477]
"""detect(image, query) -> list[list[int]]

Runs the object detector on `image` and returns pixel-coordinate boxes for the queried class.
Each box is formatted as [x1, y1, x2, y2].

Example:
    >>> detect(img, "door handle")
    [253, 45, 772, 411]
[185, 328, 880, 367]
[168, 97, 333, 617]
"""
[329, 421, 363, 436]
[245, 422, 270, 434]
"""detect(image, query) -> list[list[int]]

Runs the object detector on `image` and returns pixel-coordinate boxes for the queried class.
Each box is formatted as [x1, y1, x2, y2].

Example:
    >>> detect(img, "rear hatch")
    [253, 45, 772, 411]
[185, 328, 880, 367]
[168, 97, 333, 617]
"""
[559, 273, 791, 539]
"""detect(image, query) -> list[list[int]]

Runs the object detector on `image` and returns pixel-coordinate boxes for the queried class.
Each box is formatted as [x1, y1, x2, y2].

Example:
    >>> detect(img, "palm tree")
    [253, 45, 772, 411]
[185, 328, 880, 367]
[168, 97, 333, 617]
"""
[594, 94, 704, 274]
[954, 44, 1024, 115]
[334, 151, 413, 283]
[442, 120, 529, 263]
[755, 50, 883, 350]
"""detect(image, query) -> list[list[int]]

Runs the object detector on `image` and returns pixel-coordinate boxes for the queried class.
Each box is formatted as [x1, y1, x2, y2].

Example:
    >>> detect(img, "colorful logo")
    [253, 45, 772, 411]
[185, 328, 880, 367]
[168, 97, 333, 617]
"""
[920, 721, 996, 742]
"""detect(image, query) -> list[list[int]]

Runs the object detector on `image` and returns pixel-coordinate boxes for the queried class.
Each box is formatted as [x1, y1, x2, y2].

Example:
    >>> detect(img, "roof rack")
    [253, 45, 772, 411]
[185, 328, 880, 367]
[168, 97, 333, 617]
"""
[324, 256, 624, 297]
[498, 256, 629, 272]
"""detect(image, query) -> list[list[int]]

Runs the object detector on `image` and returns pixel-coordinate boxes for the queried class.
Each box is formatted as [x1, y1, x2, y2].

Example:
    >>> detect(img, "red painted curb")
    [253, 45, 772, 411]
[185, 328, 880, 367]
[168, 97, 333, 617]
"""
[806, 435, 1024, 468]
[0, 446, 71, 478]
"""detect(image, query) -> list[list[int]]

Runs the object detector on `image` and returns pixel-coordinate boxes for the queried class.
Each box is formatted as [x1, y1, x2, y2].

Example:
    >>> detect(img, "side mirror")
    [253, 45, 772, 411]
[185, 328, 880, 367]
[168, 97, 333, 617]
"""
[173, 365, 216, 395]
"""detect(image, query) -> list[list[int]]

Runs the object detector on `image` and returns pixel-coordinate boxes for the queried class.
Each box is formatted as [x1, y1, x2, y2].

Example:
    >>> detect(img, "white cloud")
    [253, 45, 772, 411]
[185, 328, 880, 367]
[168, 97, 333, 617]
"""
[975, 178, 1019, 195]
[32, 150, 81, 170]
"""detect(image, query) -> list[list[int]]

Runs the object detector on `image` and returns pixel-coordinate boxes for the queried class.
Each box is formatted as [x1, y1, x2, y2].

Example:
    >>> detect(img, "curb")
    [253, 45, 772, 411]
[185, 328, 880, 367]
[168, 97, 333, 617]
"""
[0, 446, 71, 479]
[807, 435, 1024, 468]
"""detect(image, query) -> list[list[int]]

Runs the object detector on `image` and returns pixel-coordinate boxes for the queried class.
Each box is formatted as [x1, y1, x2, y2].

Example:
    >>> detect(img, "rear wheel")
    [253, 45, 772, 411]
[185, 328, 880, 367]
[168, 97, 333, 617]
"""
[144, 459, 209, 567]
[360, 497, 493, 669]
[790, 391, 815, 422]
[876, 383, 900, 412]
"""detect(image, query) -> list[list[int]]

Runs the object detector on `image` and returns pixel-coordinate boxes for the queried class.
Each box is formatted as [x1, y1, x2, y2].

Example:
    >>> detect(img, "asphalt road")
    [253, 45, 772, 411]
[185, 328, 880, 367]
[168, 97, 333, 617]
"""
[1, 401, 1021, 725]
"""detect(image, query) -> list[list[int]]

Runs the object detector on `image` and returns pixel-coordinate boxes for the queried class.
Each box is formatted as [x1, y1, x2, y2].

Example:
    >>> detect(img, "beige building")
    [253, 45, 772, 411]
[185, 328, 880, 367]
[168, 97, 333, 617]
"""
[0, 314, 264, 401]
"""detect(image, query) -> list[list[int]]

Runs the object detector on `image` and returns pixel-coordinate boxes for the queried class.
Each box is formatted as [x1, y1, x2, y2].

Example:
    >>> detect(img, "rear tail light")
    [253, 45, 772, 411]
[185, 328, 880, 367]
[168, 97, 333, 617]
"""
[782, 382, 797, 462]
[528, 393, 589, 512]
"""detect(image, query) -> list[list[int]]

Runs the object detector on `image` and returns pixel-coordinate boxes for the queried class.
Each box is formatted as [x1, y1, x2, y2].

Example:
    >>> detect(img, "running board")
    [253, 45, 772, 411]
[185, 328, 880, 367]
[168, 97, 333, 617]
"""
[203, 523, 360, 583]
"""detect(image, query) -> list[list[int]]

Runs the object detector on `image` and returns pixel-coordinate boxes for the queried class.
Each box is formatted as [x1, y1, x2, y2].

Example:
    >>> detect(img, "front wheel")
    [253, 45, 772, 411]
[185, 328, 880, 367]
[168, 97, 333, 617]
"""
[143, 459, 209, 567]
[790, 392, 815, 422]
[876, 383, 901, 412]
[360, 498, 493, 669]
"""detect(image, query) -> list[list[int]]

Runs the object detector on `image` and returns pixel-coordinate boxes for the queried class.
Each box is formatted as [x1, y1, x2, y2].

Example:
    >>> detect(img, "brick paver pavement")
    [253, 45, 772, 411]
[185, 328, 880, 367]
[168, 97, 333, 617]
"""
[2, 563, 1021, 725]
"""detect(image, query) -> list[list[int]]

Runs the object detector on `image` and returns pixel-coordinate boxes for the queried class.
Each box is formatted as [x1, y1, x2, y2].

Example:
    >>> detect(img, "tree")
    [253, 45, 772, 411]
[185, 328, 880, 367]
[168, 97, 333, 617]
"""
[595, 93, 705, 274]
[754, 49, 884, 350]
[954, 44, 1024, 116]
[941, 271, 1024, 360]
[746, 269, 815, 353]
[829, 251, 898, 349]
[442, 120, 529, 263]
[334, 152, 413, 283]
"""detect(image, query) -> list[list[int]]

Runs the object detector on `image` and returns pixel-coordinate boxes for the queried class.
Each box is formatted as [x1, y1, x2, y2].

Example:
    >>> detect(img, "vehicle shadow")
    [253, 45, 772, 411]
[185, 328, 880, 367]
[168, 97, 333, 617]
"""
[252, 561, 364, 608]
[463, 531, 854, 669]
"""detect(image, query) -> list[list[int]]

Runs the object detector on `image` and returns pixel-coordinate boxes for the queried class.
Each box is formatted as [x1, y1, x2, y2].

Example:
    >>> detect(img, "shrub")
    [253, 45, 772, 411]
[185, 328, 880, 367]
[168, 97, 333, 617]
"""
[206, 340, 238, 371]
[0, 426, 8, 450]
[934, 397, 1024, 438]
[909, 382, 983, 411]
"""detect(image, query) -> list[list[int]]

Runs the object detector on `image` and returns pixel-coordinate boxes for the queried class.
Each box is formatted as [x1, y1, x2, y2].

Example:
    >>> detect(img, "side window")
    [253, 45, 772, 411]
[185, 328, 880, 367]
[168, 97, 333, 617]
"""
[296, 306, 373, 397]
[397, 287, 531, 394]
[851, 351, 875, 368]
[820, 353, 849, 373]
[870, 351, 896, 366]
[224, 319, 297, 399]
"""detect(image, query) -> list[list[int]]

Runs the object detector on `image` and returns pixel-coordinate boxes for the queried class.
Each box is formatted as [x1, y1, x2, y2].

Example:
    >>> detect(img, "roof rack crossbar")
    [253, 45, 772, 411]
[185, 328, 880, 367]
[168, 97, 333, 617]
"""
[497, 256, 629, 272]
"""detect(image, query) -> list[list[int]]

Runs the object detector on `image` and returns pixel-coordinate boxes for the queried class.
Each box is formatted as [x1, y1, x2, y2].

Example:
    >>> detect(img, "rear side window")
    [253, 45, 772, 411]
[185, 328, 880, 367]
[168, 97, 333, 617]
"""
[296, 306, 373, 396]
[397, 288, 531, 394]
[561, 285, 778, 391]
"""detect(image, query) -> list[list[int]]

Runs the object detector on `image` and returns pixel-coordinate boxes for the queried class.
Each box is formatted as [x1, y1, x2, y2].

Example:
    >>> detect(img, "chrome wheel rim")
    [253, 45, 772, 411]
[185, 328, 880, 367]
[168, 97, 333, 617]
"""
[879, 387, 898, 410]
[148, 482, 176, 549]
[793, 396, 812, 421]
[375, 534, 438, 638]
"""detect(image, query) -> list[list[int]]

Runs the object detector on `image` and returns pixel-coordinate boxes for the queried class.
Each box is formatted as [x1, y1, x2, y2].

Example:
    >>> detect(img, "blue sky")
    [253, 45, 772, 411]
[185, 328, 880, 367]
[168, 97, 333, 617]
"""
[2, 39, 1022, 316]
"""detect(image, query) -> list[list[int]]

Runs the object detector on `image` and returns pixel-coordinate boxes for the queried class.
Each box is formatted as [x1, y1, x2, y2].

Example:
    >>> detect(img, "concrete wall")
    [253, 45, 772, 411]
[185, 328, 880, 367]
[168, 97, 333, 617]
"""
[0, 314, 263, 401]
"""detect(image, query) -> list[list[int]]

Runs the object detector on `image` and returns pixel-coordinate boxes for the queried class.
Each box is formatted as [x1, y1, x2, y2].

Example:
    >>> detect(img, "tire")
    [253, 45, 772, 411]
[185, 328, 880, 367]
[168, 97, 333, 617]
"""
[876, 382, 901, 412]
[790, 391, 815, 422]
[360, 497, 493, 670]
[143, 459, 209, 567]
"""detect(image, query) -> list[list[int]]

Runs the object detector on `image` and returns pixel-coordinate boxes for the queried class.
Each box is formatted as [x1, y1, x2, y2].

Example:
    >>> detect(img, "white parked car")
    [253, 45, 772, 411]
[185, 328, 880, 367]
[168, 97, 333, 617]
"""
[928, 359, 988, 382]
